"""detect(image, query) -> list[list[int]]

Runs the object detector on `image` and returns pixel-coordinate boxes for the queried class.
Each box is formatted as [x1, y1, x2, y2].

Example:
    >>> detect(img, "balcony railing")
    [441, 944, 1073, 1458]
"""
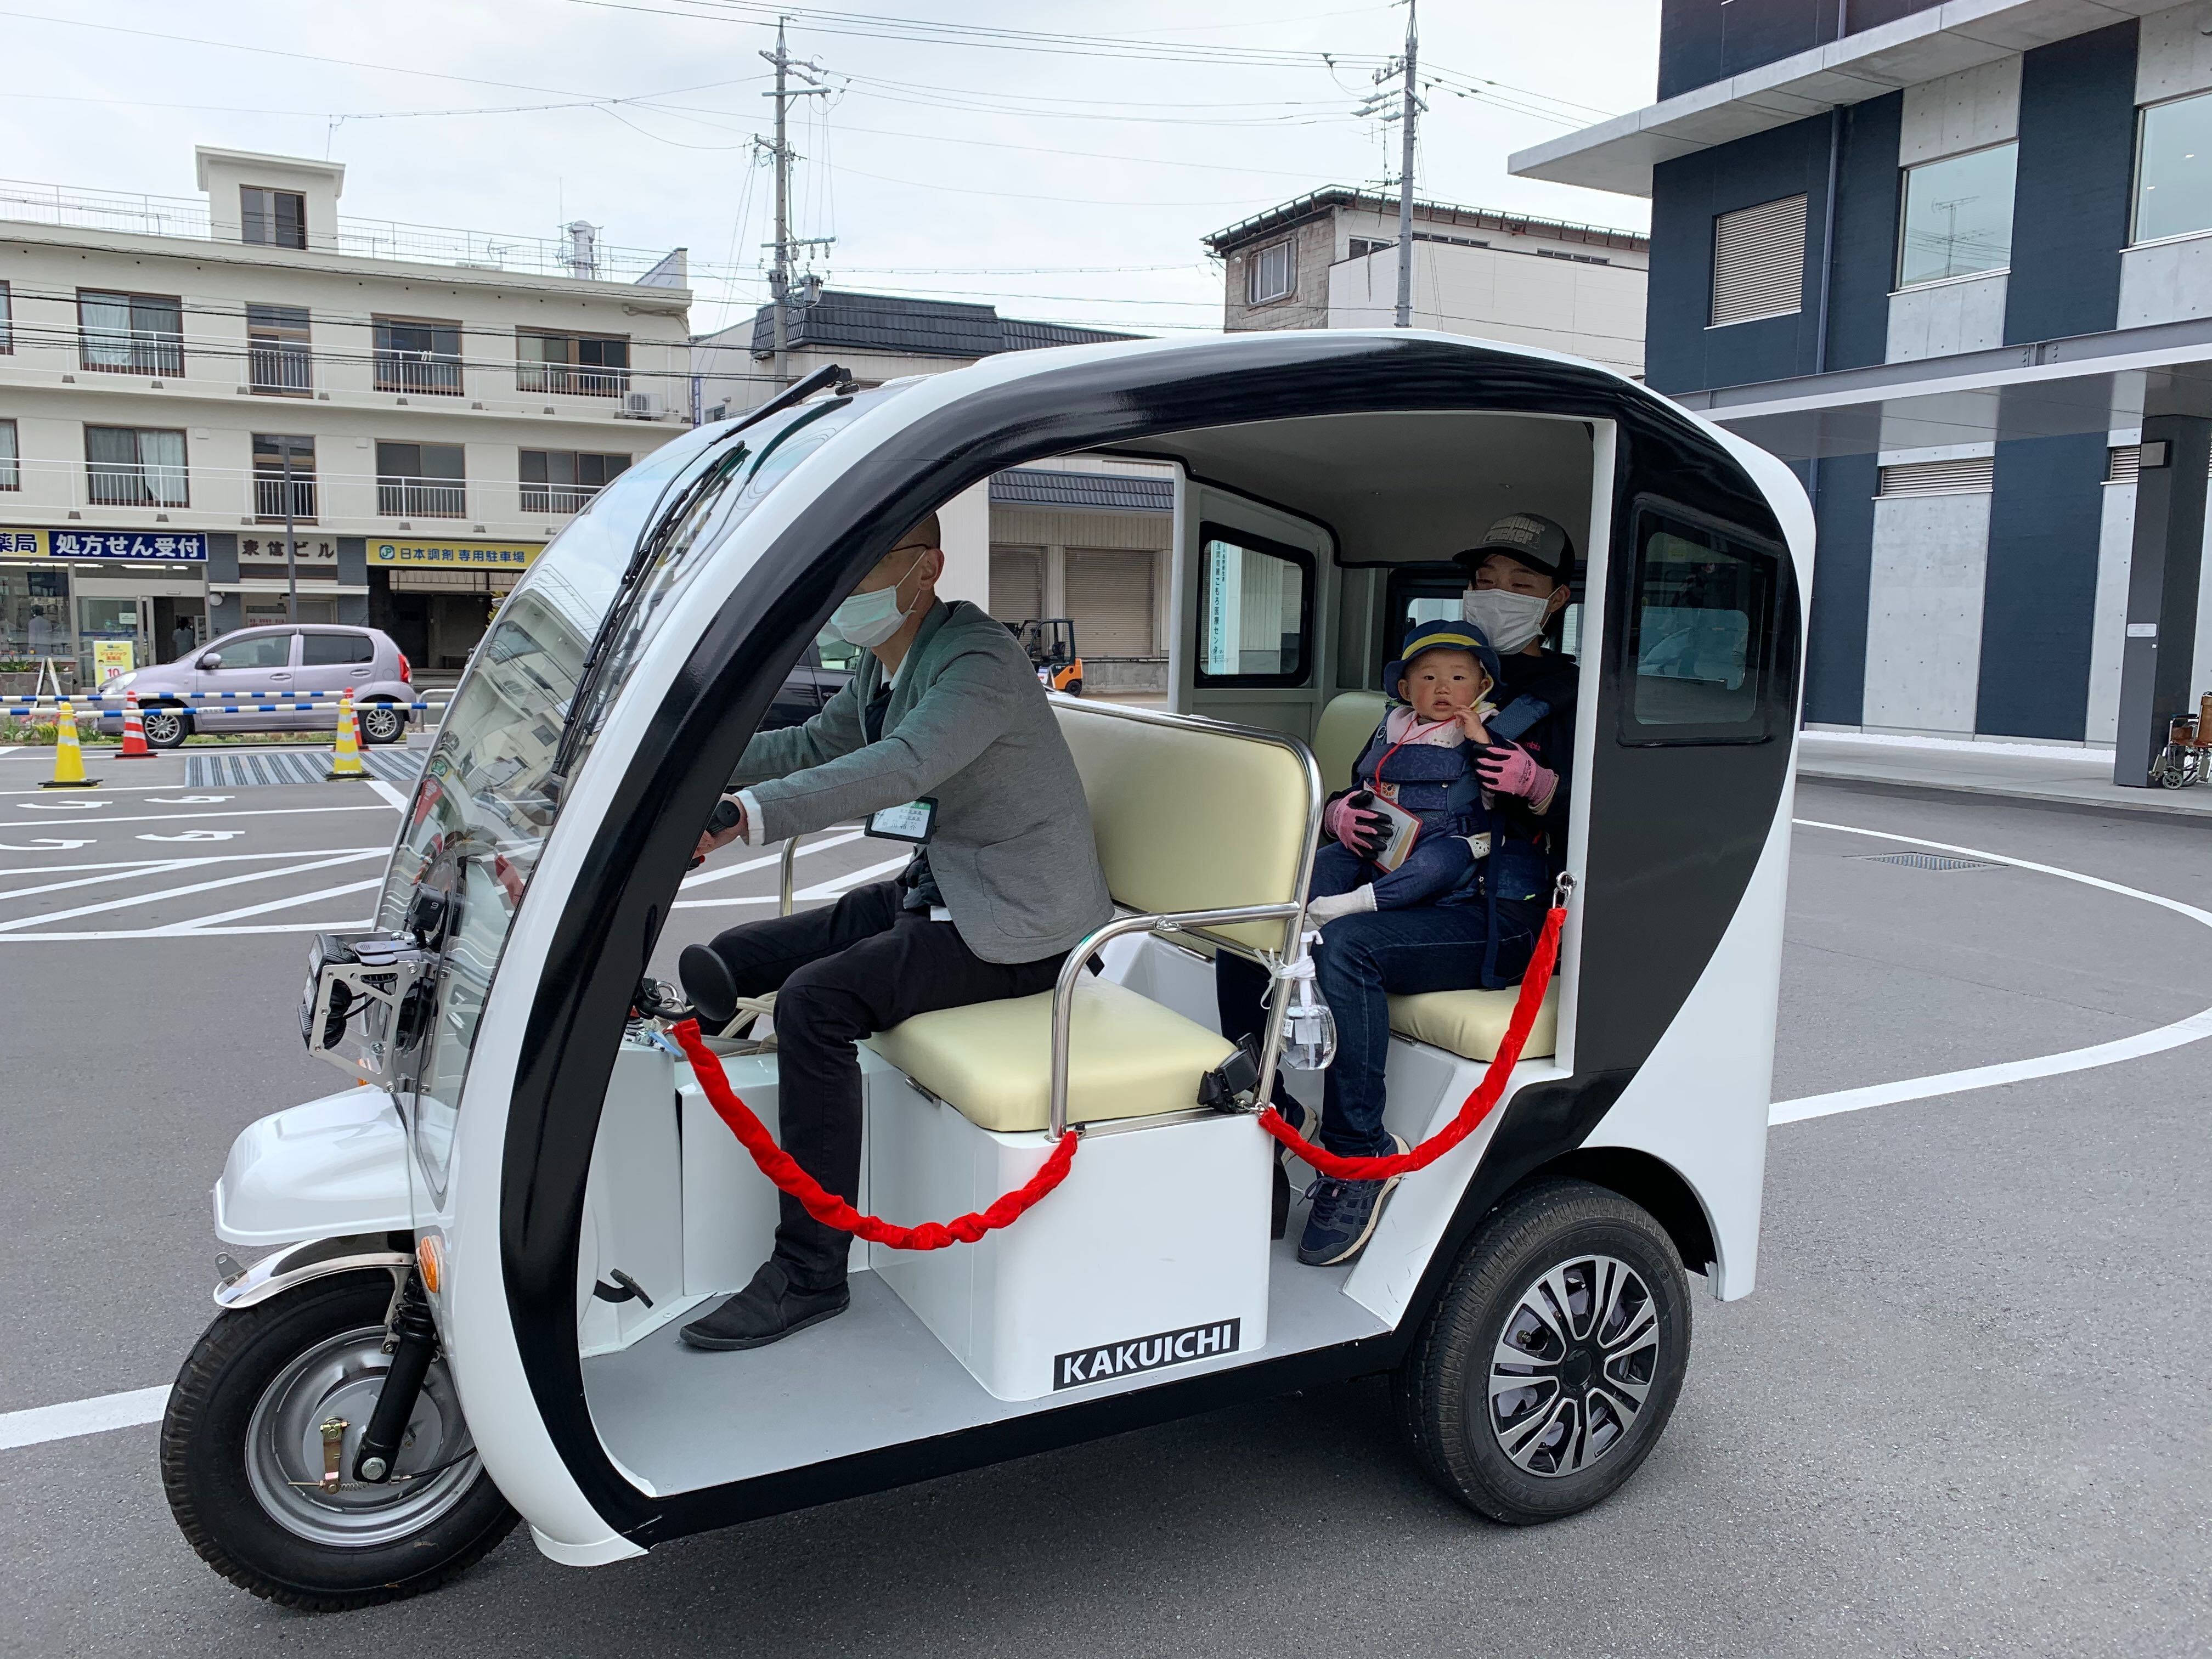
[81, 333, 184, 376]
[253, 475, 318, 523]
[377, 476, 465, 517]
[520, 482, 605, 515]
[87, 462, 188, 508]
[248, 345, 313, 396]
[517, 363, 628, 397]
[374, 353, 462, 396]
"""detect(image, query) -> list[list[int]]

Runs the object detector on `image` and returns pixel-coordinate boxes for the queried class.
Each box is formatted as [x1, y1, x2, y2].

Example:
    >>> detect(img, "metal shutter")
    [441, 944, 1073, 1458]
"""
[1065, 548, 1155, 657]
[989, 546, 1042, 623]
[2103, 444, 2212, 484]
[1710, 195, 1808, 326]
[1876, 456, 1995, 497]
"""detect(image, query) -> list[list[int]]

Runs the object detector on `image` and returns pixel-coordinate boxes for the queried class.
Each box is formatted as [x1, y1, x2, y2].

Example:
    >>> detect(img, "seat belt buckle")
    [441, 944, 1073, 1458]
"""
[1197, 1034, 1263, 1113]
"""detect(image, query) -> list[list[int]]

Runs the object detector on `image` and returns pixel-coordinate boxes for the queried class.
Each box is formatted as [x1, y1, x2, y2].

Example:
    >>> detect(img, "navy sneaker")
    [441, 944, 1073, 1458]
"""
[1296, 1134, 1409, 1267]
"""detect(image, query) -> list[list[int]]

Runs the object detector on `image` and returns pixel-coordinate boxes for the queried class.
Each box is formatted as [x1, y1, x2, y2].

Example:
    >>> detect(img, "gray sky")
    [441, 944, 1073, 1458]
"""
[2, 1, 1657, 336]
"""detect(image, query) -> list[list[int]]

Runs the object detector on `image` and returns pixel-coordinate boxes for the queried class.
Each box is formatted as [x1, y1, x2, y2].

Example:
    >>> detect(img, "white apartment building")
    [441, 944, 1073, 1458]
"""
[1204, 187, 1651, 379]
[0, 146, 692, 687]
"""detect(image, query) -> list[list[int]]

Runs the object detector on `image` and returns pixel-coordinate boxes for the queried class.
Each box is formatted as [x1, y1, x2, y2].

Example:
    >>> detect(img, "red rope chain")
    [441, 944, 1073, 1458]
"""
[1257, 902, 1566, 1181]
[670, 1018, 1080, 1251]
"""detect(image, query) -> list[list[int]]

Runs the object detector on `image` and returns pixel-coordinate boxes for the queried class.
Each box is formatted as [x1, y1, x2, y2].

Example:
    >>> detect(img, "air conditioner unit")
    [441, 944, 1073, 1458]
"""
[619, 390, 666, 420]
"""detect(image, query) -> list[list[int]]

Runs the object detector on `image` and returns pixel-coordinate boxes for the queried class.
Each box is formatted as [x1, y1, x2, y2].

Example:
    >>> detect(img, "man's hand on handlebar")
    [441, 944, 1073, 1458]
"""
[692, 794, 748, 866]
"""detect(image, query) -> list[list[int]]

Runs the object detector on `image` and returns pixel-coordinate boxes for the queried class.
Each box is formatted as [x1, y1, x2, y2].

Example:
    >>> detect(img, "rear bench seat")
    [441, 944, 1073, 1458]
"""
[867, 699, 1316, 1131]
[1312, 690, 1559, 1065]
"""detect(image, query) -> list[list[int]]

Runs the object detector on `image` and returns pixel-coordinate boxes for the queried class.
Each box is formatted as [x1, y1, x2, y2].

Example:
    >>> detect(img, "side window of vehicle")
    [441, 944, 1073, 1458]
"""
[1618, 508, 1781, 744]
[213, 631, 292, 670]
[301, 631, 374, 666]
[1195, 521, 1312, 687]
[815, 635, 860, 673]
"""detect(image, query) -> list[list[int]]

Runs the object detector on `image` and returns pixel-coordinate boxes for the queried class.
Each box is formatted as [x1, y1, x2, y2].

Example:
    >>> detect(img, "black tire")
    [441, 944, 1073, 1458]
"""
[1394, 1179, 1691, 1525]
[357, 701, 407, 745]
[161, 1271, 516, 1611]
[1065, 679, 1085, 697]
[141, 704, 190, 749]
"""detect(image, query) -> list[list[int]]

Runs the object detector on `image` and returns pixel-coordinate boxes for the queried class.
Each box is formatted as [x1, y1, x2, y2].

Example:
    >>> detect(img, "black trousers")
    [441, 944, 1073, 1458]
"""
[697, 881, 1069, 1289]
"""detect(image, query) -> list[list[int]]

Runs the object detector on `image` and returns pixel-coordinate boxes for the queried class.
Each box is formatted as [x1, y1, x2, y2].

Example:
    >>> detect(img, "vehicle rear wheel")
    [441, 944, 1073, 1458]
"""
[161, 1271, 516, 1611]
[357, 701, 407, 745]
[1065, 678, 1084, 697]
[141, 705, 190, 749]
[1394, 1179, 1691, 1525]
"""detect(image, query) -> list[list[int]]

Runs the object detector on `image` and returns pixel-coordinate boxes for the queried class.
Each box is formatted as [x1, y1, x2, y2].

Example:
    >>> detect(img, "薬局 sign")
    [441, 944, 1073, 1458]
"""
[0, 529, 208, 561]
[371, 539, 541, 569]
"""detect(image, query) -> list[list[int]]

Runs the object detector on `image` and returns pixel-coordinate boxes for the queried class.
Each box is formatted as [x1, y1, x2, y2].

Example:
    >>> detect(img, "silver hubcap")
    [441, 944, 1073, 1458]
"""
[143, 710, 183, 743]
[1489, 1254, 1660, 1478]
[244, 1322, 479, 1547]
[360, 706, 403, 742]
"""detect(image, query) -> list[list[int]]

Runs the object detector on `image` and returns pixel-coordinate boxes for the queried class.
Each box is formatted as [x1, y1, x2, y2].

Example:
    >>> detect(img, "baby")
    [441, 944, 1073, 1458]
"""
[1306, 621, 1503, 924]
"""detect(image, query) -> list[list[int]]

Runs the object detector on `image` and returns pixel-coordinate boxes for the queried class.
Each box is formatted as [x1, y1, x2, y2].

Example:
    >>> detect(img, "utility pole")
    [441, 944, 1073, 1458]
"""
[758, 17, 834, 385]
[1357, 1, 1424, 327]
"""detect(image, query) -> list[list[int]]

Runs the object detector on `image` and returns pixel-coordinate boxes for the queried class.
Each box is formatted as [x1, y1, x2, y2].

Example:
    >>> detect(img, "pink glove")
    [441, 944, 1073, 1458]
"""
[1476, 743, 1558, 809]
[1323, 790, 1390, 856]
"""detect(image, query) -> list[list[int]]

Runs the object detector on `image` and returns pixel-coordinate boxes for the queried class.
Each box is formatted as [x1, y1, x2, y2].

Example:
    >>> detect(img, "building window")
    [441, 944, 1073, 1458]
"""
[1245, 240, 1295, 304]
[0, 419, 17, 491]
[1347, 236, 1392, 260]
[85, 426, 188, 507]
[240, 186, 308, 250]
[78, 290, 184, 376]
[1708, 195, 1807, 326]
[517, 331, 630, 396]
[1876, 455, 1996, 496]
[373, 317, 463, 396]
[376, 441, 465, 517]
[1194, 522, 1311, 687]
[1897, 143, 2016, 287]
[246, 303, 312, 396]
[252, 435, 317, 523]
[520, 449, 630, 512]
[2135, 91, 2212, 244]
[0, 280, 11, 354]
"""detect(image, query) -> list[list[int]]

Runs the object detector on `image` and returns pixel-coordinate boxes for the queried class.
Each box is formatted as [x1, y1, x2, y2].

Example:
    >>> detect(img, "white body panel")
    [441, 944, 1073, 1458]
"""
[212, 1087, 411, 1248]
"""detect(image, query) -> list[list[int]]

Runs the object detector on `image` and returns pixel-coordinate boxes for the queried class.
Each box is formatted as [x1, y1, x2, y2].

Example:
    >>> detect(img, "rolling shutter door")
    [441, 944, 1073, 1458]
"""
[1065, 548, 1154, 657]
[989, 546, 1043, 623]
[1710, 195, 1808, 326]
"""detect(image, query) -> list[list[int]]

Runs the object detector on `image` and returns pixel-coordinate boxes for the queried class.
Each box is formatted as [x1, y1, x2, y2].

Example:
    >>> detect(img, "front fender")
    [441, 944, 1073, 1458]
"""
[214, 1234, 413, 1311]
[214, 1086, 413, 1248]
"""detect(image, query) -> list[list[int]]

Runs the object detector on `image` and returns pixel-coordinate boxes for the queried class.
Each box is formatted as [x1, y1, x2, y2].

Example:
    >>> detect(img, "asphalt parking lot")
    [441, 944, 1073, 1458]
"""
[2, 745, 2207, 1658]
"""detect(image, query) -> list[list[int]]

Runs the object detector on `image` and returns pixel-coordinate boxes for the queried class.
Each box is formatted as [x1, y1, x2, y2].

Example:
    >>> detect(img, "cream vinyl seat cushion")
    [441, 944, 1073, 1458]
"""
[1389, 981, 1558, 1062]
[867, 977, 1235, 1133]
[1312, 690, 1390, 791]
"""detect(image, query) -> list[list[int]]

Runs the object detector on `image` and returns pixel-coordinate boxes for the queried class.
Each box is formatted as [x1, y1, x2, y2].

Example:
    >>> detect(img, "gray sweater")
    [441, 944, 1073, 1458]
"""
[731, 600, 1114, 964]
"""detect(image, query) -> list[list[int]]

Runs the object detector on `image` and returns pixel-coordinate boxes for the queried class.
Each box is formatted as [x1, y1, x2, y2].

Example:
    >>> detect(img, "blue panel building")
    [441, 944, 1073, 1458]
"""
[1510, 0, 2212, 783]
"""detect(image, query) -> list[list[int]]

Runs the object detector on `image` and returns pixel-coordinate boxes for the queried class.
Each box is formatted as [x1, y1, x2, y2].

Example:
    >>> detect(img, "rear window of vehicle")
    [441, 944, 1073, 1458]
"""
[301, 631, 374, 666]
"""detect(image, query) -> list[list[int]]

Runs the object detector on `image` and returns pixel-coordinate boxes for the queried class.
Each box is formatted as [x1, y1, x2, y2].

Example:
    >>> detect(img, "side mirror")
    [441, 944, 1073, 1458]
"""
[198, 652, 223, 670]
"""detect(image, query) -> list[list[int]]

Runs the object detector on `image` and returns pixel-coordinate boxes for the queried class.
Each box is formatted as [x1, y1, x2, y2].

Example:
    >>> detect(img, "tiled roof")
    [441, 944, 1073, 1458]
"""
[990, 467, 1173, 512]
[747, 290, 1139, 358]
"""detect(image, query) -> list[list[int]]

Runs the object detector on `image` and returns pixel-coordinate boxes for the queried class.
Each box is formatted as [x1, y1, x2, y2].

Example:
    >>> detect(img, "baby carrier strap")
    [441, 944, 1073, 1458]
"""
[1486, 693, 1550, 744]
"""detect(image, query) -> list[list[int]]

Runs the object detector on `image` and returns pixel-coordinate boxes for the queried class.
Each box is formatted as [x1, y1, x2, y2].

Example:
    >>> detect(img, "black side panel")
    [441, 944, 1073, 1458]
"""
[2004, 21, 2138, 347]
[1976, 431, 2106, 740]
[1646, 116, 1833, 395]
[1657, 0, 1724, 103]
[1802, 450, 1878, 725]
[1826, 92, 1904, 373]
[499, 333, 1801, 1547]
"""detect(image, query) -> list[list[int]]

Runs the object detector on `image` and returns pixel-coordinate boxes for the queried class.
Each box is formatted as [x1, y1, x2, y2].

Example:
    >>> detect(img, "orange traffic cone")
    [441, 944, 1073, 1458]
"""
[327, 687, 367, 780]
[116, 690, 154, 760]
[41, 700, 101, 788]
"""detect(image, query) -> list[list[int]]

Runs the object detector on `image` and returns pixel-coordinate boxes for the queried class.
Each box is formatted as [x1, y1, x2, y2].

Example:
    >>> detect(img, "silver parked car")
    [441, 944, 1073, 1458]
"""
[97, 624, 415, 749]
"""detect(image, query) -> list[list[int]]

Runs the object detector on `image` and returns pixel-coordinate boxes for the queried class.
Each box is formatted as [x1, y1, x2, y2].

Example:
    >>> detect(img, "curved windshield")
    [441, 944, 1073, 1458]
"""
[376, 394, 871, 1197]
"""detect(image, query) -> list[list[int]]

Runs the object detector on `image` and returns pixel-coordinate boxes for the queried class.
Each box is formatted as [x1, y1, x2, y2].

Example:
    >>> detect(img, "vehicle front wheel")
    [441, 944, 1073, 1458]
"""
[1394, 1179, 1691, 1525]
[161, 1271, 516, 1611]
[141, 705, 190, 749]
[357, 701, 407, 745]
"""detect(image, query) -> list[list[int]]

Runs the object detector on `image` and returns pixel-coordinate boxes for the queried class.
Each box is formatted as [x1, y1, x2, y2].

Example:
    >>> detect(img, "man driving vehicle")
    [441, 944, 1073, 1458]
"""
[675, 514, 1113, 1351]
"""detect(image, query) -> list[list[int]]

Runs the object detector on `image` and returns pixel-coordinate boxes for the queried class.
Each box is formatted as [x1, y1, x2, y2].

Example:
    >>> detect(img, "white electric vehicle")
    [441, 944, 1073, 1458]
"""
[162, 332, 1811, 1610]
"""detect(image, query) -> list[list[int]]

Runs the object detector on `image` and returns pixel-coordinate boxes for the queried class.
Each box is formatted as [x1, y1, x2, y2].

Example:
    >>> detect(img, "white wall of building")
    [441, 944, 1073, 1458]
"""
[1327, 241, 1647, 377]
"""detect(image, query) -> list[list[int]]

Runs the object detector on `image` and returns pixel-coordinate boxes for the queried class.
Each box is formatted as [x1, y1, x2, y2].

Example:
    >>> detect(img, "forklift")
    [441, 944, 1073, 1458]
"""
[1014, 617, 1084, 696]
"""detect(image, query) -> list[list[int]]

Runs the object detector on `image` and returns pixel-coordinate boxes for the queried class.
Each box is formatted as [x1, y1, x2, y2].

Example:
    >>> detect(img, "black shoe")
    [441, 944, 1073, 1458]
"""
[679, 1260, 849, 1351]
[1271, 1159, 1290, 1241]
[679, 944, 738, 1028]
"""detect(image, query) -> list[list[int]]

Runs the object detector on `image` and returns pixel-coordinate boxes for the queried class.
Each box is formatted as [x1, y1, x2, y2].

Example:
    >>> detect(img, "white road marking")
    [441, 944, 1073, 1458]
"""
[0, 804, 390, 831]
[0, 838, 97, 851]
[0, 1385, 168, 1451]
[671, 853, 911, 910]
[18, 800, 109, 810]
[157, 877, 385, 934]
[0, 848, 383, 878]
[368, 779, 408, 810]
[0, 747, 19, 760]
[138, 829, 247, 842]
[148, 795, 233, 804]
[678, 830, 865, 890]
[0, 849, 384, 935]
[8, 920, 375, 941]
[0, 859, 199, 902]
[1771, 819, 2212, 1125]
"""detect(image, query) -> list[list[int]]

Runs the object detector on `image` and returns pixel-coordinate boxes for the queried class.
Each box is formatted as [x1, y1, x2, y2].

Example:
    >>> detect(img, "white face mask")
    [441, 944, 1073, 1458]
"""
[1462, 588, 1551, 656]
[823, 550, 925, 649]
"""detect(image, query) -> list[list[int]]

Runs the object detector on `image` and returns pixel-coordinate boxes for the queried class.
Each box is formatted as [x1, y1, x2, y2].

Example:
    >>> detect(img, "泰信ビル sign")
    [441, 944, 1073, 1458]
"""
[371, 539, 542, 569]
[0, 529, 208, 561]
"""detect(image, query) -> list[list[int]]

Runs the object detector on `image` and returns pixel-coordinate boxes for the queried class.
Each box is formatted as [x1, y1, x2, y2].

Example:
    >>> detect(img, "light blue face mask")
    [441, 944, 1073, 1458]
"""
[821, 549, 926, 650]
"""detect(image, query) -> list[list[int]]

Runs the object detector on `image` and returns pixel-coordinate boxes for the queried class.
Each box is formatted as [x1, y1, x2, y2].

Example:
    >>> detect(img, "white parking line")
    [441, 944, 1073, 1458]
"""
[0, 859, 201, 902]
[1771, 820, 2212, 1124]
[678, 830, 865, 890]
[673, 854, 911, 910]
[156, 877, 385, 934]
[0, 804, 391, 830]
[368, 779, 408, 810]
[0, 849, 383, 878]
[0, 849, 383, 935]
[0, 1385, 168, 1450]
